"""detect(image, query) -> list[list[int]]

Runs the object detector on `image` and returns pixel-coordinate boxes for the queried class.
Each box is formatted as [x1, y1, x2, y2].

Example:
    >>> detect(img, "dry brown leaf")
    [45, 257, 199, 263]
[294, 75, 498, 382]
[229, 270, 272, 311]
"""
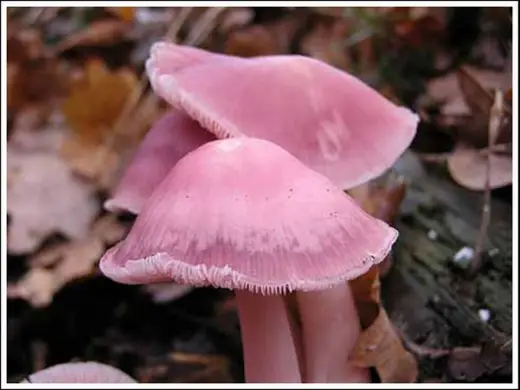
[60, 59, 139, 185]
[447, 143, 512, 191]
[7, 28, 65, 112]
[349, 265, 380, 328]
[347, 175, 417, 382]
[426, 66, 510, 115]
[61, 138, 121, 186]
[456, 66, 512, 146]
[7, 150, 99, 255]
[350, 308, 418, 383]
[62, 59, 138, 145]
[348, 174, 407, 276]
[447, 343, 511, 381]
[53, 19, 132, 54]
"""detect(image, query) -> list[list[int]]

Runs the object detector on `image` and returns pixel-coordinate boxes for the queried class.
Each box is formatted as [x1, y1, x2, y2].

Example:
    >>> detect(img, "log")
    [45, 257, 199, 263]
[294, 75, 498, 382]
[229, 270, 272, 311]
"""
[381, 165, 512, 381]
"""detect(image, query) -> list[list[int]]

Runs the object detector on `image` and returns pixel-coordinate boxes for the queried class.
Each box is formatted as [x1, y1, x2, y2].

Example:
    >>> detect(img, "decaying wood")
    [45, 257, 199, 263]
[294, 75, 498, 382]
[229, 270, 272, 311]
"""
[382, 167, 512, 381]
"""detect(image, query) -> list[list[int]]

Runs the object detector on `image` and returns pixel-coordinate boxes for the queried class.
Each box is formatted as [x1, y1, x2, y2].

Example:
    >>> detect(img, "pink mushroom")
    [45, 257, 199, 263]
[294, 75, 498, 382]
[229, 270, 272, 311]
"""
[145, 41, 419, 189]
[21, 362, 136, 383]
[105, 109, 216, 214]
[99, 138, 398, 383]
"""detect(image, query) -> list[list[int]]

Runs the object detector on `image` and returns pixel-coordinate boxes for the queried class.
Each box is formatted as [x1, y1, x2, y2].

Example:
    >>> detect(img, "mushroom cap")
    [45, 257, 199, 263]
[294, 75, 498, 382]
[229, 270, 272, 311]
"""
[104, 109, 215, 214]
[146, 41, 419, 189]
[21, 362, 136, 383]
[100, 138, 397, 295]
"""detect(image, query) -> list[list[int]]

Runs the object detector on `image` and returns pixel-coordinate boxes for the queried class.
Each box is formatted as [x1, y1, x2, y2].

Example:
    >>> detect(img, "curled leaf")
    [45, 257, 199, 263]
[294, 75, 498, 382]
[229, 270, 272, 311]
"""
[350, 308, 419, 383]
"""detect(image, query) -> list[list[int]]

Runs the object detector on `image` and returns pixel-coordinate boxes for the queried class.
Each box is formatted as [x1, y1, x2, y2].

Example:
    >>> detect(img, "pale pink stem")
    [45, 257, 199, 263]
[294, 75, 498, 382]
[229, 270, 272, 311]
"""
[235, 290, 302, 383]
[296, 283, 370, 383]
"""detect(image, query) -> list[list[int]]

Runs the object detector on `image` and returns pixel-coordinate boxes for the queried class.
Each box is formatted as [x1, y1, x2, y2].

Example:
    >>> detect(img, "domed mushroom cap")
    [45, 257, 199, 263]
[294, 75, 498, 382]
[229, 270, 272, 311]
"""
[146, 42, 419, 189]
[21, 362, 136, 383]
[105, 109, 216, 214]
[100, 138, 398, 294]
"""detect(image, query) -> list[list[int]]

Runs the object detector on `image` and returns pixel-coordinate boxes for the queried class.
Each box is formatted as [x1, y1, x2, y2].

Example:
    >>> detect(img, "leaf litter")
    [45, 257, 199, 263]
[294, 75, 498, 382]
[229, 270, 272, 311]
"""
[5, 6, 513, 384]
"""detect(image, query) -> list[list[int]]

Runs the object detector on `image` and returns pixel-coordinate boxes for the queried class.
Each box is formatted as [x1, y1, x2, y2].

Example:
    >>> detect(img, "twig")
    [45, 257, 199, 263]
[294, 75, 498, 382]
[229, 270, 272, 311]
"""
[184, 7, 227, 46]
[91, 8, 195, 184]
[468, 89, 504, 278]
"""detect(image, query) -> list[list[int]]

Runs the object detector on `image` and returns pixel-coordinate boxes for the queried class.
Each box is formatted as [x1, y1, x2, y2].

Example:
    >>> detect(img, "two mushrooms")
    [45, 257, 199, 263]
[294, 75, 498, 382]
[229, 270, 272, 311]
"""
[99, 42, 419, 383]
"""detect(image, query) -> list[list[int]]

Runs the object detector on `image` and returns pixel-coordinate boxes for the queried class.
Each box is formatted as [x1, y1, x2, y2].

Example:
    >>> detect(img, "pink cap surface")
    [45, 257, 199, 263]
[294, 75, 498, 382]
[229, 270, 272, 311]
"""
[105, 109, 216, 214]
[22, 362, 136, 383]
[146, 42, 419, 189]
[100, 138, 397, 294]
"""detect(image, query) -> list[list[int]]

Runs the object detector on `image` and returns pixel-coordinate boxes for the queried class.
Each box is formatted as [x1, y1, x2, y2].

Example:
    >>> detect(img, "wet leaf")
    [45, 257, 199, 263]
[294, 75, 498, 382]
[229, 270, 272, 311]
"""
[447, 143, 512, 191]
[7, 150, 99, 255]
[350, 308, 419, 383]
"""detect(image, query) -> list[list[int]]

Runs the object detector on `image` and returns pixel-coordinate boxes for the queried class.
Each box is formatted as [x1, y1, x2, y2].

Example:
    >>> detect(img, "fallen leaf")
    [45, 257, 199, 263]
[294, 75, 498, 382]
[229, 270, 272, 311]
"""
[348, 173, 407, 276]
[349, 265, 380, 328]
[447, 143, 512, 191]
[456, 66, 512, 146]
[9, 236, 105, 308]
[60, 59, 139, 186]
[60, 137, 121, 186]
[7, 268, 57, 308]
[62, 59, 138, 145]
[350, 308, 419, 383]
[447, 343, 511, 381]
[425, 66, 509, 114]
[7, 28, 65, 113]
[347, 175, 417, 382]
[7, 150, 99, 254]
[9, 214, 127, 308]
[53, 19, 132, 54]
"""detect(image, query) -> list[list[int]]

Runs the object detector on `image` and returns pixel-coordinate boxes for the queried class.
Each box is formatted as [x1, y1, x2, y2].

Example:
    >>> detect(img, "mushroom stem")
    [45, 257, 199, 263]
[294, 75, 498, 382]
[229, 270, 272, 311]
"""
[235, 290, 302, 383]
[296, 283, 370, 383]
